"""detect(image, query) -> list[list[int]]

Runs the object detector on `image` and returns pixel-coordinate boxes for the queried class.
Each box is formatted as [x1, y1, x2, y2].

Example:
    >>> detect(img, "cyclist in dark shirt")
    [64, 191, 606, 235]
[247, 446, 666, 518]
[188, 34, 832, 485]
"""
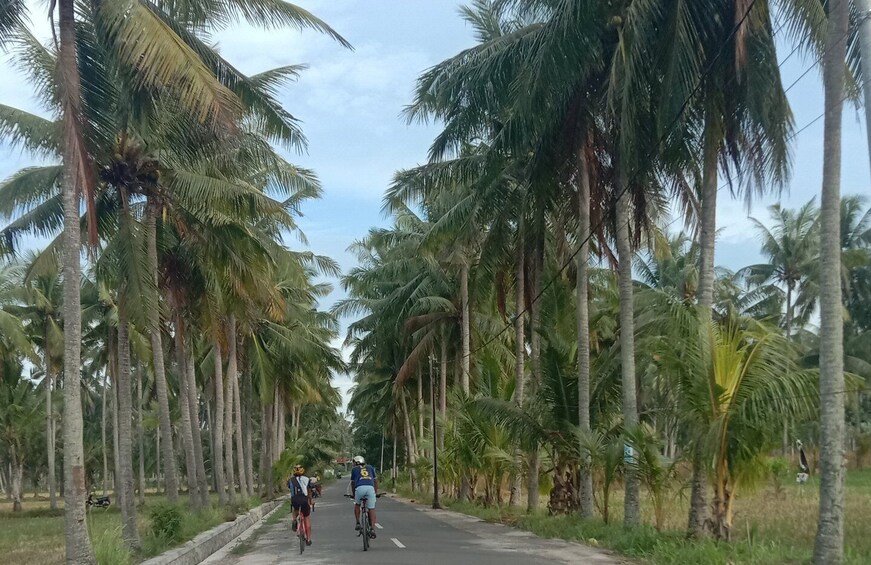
[350, 455, 378, 536]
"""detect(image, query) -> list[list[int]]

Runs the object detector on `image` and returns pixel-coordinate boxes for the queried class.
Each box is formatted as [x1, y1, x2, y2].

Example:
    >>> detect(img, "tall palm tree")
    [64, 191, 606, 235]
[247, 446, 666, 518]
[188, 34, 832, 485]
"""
[57, 0, 97, 559]
[742, 200, 820, 340]
[0, 254, 65, 510]
[815, 0, 850, 561]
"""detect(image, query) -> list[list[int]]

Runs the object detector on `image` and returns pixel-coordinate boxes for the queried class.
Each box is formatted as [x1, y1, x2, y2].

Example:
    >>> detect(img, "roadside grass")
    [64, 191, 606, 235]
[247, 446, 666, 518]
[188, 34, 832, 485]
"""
[230, 500, 291, 556]
[0, 492, 264, 564]
[396, 468, 871, 564]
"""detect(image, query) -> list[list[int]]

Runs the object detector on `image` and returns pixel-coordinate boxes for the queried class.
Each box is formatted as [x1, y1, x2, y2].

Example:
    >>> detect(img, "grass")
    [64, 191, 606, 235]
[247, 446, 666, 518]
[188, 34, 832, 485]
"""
[230, 500, 291, 556]
[0, 491, 264, 564]
[396, 468, 871, 564]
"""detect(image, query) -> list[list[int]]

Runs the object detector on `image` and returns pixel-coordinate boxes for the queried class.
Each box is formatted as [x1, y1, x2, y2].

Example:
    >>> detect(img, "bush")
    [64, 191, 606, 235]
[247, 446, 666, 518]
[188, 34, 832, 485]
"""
[767, 457, 789, 497]
[148, 503, 183, 543]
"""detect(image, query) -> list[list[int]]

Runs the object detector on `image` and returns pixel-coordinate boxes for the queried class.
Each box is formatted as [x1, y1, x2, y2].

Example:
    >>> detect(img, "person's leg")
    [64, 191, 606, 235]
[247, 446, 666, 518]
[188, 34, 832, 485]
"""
[303, 504, 312, 543]
[364, 486, 377, 537]
[353, 487, 363, 529]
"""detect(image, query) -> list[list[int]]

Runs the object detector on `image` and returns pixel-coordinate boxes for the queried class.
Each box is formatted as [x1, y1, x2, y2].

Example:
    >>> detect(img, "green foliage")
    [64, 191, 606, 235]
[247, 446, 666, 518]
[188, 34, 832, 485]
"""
[767, 457, 789, 497]
[92, 525, 133, 565]
[147, 503, 183, 543]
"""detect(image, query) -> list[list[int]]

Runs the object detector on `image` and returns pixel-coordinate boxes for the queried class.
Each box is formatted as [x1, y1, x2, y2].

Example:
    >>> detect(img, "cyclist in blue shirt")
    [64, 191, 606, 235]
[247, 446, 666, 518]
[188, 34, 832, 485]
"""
[350, 455, 378, 536]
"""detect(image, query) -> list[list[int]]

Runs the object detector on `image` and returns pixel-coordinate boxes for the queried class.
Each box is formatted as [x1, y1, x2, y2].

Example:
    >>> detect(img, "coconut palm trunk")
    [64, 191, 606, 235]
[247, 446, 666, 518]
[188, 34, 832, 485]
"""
[44, 339, 56, 510]
[616, 188, 640, 527]
[174, 316, 201, 509]
[400, 392, 418, 490]
[243, 368, 254, 498]
[58, 0, 96, 559]
[814, 0, 849, 561]
[101, 372, 109, 496]
[260, 401, 270, 498]
[117, 302, 141, 549]
[228, 315, 249, 500]
[137, 364, 146, 506]
[509, 223, 525, 508]
[527, 241, 543, 513]
[688, 113, 719, 537]
[460, 260, 471, 394]
[144, 202, 180, 503]
[233, 374, 248, 499]
[186, 350, 210, 507]
[212, 336, 227, 505]
[576, 144, 594, 518]
[224, 330, 237, 503]
[417, 371, 425, 459]
[9, 447, 22, 512]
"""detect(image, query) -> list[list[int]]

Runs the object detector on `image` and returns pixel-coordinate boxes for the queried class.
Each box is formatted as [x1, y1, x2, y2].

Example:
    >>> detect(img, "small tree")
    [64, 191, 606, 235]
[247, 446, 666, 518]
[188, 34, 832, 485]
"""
[625, 424, 676, 531]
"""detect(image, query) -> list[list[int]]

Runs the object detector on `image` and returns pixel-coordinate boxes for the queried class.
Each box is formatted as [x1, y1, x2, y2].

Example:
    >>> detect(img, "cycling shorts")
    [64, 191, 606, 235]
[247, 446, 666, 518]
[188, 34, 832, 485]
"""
[291, 495, 311, 517]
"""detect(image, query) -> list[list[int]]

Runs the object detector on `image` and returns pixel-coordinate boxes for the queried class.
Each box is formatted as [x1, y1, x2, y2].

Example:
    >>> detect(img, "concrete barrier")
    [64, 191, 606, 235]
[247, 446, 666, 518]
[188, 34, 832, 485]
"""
[141, 497, 287, 565]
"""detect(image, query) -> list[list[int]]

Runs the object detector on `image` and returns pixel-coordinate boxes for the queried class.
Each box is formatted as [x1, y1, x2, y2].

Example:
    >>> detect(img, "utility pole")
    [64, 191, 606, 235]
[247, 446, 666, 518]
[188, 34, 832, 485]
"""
[391, 433, 397, 493]
[430, 355, 441, 509]
[858, 0, 871, 178]
[379, 433, 385, 478]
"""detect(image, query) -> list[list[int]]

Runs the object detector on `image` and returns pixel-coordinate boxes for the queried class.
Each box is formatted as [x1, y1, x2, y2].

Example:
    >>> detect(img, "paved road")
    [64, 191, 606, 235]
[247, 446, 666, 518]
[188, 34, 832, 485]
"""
[211, 484, 619, 564]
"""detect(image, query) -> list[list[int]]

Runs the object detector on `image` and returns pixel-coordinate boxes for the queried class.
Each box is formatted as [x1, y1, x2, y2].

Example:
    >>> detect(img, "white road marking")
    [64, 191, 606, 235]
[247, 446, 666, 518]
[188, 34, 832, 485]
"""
[375, 523, 383, 529]
[391, 538, 406, 549]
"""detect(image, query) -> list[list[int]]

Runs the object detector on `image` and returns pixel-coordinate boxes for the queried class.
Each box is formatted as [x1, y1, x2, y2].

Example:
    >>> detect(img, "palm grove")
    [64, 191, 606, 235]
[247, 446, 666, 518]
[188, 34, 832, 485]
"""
[0, 0, 352, 562]
[343, 1, 869, 563]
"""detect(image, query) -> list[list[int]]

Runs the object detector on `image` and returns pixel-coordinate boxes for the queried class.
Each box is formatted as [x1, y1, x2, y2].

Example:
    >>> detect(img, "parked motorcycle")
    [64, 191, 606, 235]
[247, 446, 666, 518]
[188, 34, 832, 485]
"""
[86, 494, 111, 509]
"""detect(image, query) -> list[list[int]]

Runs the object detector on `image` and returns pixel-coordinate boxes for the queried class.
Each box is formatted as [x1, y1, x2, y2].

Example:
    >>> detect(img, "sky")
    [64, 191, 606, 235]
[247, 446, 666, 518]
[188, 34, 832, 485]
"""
[1, 1, 869, 409]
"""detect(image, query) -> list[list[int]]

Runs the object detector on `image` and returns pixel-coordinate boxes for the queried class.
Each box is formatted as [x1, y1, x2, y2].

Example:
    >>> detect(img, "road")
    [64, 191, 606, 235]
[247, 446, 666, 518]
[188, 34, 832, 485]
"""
[210, 484, 619, 564]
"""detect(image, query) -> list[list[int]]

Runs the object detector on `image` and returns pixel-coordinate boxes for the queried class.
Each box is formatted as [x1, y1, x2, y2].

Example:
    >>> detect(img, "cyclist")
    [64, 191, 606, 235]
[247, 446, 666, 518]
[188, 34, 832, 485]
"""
[310, 474, 322, 498]
[350, 455, 378, 537]
[288, 464, 313, 546]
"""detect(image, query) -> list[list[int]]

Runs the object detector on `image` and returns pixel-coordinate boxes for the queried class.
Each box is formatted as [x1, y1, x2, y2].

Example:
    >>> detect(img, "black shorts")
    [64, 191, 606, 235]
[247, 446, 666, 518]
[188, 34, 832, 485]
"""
[291, 495, 311, 517]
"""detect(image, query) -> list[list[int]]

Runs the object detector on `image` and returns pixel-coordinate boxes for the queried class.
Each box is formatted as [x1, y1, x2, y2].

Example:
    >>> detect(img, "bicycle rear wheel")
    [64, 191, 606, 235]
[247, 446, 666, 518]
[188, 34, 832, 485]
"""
[299, 523, 306, 554]
[362, 515, 370, 551]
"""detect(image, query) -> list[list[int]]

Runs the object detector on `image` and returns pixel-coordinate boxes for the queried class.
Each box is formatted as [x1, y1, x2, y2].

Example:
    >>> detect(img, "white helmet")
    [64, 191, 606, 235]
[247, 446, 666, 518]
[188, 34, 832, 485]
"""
[353, 455, 365, 465]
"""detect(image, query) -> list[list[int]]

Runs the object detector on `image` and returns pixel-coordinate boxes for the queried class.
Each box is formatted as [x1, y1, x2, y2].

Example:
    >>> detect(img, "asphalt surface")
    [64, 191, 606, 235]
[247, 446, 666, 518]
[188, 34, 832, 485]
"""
[212, 484, 619, 564]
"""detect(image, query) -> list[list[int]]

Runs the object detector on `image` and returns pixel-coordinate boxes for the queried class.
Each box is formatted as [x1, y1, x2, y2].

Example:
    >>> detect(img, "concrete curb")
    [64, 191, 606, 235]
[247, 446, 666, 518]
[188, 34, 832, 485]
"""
[141, 496, 288, 565]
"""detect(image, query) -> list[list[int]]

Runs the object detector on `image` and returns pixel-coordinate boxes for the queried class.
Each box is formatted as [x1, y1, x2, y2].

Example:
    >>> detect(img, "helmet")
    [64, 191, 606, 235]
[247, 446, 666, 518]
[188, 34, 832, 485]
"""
[353, 455, 365, 465]
[293, 464, 305, 476]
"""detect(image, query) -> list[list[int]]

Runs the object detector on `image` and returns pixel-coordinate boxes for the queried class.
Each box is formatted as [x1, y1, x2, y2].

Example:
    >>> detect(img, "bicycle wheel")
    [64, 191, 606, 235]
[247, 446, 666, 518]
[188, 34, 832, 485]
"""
[362, 514, 369, 551]
[299, 521, 306, 554]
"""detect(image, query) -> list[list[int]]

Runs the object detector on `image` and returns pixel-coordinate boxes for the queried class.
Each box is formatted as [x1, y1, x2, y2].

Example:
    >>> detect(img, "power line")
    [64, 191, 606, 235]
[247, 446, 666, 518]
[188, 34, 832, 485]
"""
[787, 73, 871, 142]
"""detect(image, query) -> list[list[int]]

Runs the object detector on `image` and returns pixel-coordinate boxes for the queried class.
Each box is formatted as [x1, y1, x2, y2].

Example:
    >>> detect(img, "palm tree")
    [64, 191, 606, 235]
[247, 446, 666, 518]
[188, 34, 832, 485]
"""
[0, 373, 43, 512]
[56, 0, 97, 559]
[741, 200, 819, 457]
[742, 200, 820, 340]
[815, 0, 851, 561]
[655, 311, 817, 540]
[15, 255, 64, 511]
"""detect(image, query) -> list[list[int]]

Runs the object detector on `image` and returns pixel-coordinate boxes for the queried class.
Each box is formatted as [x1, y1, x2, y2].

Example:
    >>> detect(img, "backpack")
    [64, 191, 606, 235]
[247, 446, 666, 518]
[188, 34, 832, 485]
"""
[290, 476, 305, 497]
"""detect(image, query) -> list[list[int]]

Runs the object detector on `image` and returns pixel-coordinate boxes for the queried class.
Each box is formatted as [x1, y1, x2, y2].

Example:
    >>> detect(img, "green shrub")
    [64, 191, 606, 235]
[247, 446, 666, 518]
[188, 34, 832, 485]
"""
[148, 503, 183, 543]
[767, 457, 789, 497]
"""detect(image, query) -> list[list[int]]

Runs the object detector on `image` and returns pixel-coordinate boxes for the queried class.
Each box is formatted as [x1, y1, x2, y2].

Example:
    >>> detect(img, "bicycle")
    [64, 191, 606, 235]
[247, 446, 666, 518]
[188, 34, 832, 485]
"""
[292, 505, 312, 554]
[346, 492, 382, 551]
[297, 515, 306, 555]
